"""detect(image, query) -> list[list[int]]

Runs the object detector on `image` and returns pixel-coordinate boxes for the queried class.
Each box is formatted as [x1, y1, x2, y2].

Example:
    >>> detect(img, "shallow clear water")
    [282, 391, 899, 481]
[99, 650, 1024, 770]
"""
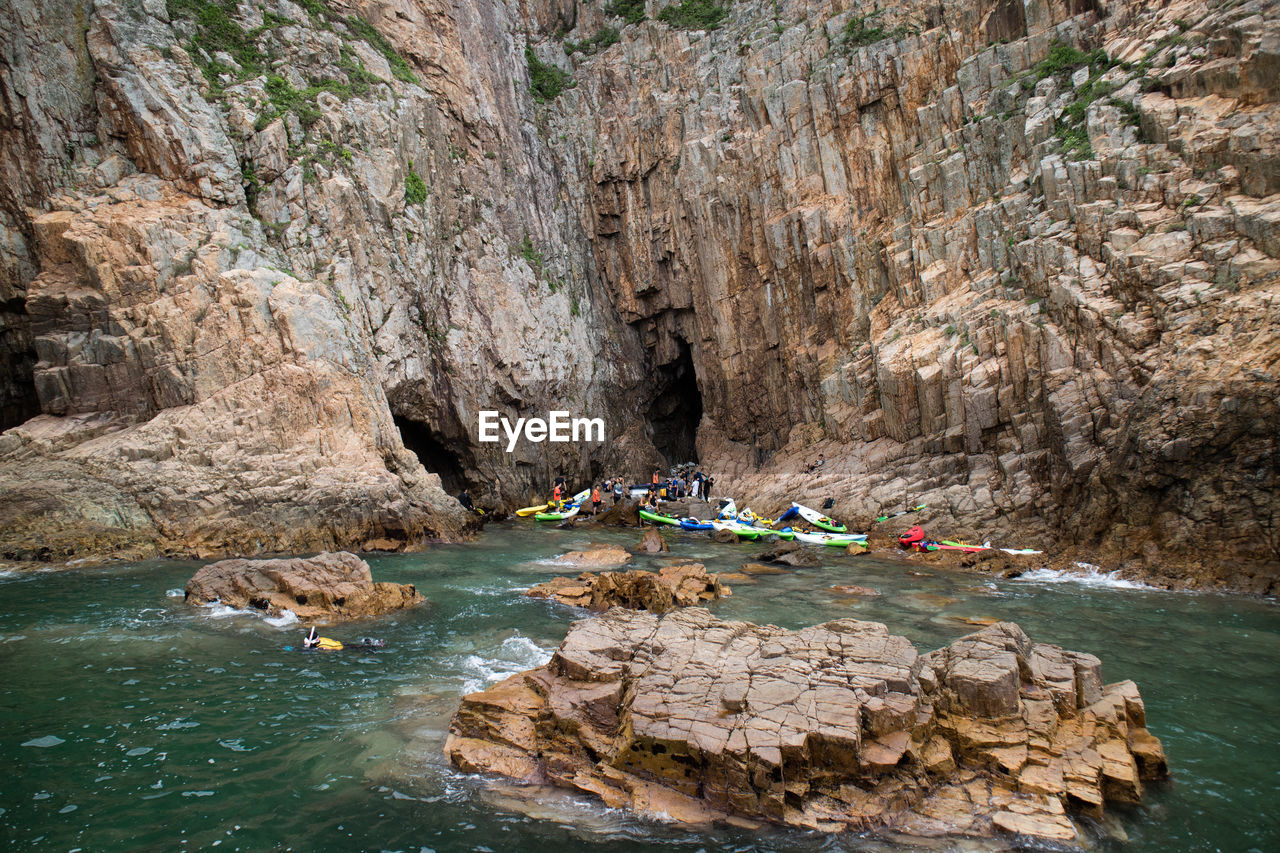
[3, 521, 1277, 852]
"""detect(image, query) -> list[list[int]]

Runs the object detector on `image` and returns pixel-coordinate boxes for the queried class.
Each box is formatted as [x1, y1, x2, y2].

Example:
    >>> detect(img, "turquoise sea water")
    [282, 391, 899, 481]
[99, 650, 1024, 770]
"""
[2, 521, 1277, 852]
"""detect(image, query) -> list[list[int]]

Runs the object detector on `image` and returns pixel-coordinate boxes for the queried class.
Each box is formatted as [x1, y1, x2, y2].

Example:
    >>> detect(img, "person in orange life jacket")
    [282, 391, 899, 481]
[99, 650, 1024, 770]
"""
[592, 485, 603, 515]
[651, 469, 660, 485]
[552, 482, 563, 509]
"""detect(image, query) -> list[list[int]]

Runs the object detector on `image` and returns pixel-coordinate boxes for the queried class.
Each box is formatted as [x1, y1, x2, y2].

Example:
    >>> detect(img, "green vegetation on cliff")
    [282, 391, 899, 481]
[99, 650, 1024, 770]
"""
[526, 48, 574, 101]
[604, 0, 647, 25]
[405, 166, 428, 205]
[842, 12, 917, 47]
[657, 0, 728, 31]
[565, 27, 621, 56]
[166, 0, 418, 89]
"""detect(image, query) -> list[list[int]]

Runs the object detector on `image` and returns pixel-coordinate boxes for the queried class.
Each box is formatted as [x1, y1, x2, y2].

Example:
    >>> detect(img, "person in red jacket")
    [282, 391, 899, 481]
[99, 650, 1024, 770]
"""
[592, 485, 602, 515]
[552, 482, 563, 509]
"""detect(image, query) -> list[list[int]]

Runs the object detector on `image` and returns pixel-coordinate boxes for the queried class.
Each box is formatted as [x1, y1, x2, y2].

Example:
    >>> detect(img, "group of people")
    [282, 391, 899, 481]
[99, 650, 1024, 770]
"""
[543, 468, 716, 516]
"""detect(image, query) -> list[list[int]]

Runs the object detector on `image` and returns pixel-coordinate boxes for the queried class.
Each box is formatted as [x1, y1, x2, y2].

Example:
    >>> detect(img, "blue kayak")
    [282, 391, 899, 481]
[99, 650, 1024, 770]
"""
[679, 518, 714, 531]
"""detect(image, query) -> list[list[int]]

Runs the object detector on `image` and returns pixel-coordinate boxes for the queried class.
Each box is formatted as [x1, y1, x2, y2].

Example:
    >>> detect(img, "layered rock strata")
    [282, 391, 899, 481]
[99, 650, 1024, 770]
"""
[0, 0, 1274, 588]
[549, 0, 1279, 590]
[525, 562, 728, 612]
[185, 550, 423, 622]
[446, 609, 1167, 842]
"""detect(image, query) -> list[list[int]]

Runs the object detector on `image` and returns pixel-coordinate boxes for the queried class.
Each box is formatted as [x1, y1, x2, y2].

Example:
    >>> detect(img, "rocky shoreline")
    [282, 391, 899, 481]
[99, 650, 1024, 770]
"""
[446, 609, 1168, 843]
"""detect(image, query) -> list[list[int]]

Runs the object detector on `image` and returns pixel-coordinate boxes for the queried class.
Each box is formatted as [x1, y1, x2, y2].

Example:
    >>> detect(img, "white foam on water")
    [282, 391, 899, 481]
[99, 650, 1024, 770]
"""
[166, 588, 184, 598]
[158, 719, 201, 730]
[198, 601, 299, 629]
[458, 634, 553, 694]
[181, 790, 215, 797]
[1014, 563, 1156, 590]
[126, 747, 153, 756]
[263, 609, 298, 628]
[22, 735, 65, 748]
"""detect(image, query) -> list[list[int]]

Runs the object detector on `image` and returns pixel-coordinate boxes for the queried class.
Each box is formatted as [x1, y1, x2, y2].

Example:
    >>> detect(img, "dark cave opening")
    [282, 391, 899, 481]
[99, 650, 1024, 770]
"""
[393, 415, 468, 496]
[1, 298, 40, 431]
[647, 341, 702, 466]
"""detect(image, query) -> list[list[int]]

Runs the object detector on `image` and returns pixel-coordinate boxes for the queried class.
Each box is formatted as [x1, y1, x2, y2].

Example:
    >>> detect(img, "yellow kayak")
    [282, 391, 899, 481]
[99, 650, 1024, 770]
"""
[515, 503, 549, 517]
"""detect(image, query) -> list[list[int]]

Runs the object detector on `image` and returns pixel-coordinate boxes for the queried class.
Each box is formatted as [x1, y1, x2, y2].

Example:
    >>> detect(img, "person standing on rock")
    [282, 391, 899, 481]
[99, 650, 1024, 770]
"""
[458, 489, 474, 512]
[552, 482, 563, 509]
[704, 477, 714, 501]
[690, 474, 700, 499]
[592, 485, 603, 515]
[613, 479, 624, 505]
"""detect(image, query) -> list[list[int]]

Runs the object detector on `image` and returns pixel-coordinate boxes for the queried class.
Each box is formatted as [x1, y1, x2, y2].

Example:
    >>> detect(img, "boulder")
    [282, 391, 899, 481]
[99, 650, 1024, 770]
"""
[755, 541, 821, 567]
[185, 551, 423, 623]
[594, 500, 641, 527]
[525, 563, 729, 613]
[638, 527, 669, 553]
[552, 546, 631, 569]
[447, 612, 1167, 842]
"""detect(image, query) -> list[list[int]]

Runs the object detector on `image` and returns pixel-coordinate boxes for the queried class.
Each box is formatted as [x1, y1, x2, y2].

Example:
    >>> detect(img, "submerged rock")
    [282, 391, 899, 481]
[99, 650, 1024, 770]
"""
[185, 551, 423, 623]
[755, 541, 821, 567]
[551, 546, 631, 569]
[525, 563, 728, 613]
[446, 610, 1166, 843]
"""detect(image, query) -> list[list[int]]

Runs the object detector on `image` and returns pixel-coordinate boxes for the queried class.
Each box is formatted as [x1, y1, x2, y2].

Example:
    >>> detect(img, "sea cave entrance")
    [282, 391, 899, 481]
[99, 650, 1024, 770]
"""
[393, 415, 467, 495]
[647, 341, 702, 466]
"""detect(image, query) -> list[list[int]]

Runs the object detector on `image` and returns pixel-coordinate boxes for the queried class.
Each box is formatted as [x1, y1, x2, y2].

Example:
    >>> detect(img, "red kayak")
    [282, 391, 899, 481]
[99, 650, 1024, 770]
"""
[898, 525, 925, 548]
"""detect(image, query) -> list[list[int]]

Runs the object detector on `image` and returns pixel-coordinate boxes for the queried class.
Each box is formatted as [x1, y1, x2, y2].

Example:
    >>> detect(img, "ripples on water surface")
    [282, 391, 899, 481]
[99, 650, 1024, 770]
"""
[3, 522, 1277, 852]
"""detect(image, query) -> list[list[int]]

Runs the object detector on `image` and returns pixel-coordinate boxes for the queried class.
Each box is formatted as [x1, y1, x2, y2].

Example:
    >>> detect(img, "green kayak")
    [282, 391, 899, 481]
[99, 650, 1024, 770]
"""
[639, 509, 681, 526]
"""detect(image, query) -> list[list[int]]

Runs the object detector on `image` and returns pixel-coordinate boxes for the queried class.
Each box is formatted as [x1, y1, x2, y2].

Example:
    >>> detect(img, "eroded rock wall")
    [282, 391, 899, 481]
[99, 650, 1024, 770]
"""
[0, 0, 1275, 584]
[538, 0, 1279, 588]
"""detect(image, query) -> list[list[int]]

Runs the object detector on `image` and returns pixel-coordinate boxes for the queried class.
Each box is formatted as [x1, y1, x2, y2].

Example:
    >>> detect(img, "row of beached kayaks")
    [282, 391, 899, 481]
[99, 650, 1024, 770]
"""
[638, 501, 869, 547]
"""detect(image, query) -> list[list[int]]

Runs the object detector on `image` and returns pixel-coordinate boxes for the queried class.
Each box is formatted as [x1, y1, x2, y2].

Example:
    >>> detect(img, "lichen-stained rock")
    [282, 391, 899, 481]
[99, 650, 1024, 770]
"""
[446, 612, 1167, 842]
[525, 563, 729, 613]
[185, 551, 423, 623]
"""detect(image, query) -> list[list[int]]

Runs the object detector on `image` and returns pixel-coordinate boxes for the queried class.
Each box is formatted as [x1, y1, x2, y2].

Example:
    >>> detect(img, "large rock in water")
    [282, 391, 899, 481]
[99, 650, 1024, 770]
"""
[185, 551, 424, 623]
[525, 564, 728, 613]
[446, 610, 1167, 842]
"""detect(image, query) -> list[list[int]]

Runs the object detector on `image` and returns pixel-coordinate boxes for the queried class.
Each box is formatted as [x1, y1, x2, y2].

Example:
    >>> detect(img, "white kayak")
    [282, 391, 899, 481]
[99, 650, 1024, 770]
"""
[716, 499, 738, 520]
[791, 503, 848, 533]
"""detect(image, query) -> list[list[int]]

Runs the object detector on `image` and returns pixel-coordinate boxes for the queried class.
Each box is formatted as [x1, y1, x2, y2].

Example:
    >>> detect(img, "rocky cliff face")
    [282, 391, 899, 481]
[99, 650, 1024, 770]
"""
[544, 0, 1279, 589]
[0, 0, 1275, 584]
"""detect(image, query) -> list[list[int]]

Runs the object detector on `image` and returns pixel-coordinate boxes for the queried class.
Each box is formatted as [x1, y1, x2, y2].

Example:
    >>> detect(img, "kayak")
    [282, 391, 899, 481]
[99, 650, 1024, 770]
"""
[792, 530, 867, 548]
[679, 518, 714, 531]
[515, 503, 549, 517]
[534, 504, 580, 521]
[937, 539, 991, 553]
[792, 503, 847, 533]
[876, 504, 927, 523]
[898, 525, 926, 547]
[639, 509, 681, 526]
[571, 488, 591, 503]
[716, 499, 738, 519]
[711, 520, 768, 540]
